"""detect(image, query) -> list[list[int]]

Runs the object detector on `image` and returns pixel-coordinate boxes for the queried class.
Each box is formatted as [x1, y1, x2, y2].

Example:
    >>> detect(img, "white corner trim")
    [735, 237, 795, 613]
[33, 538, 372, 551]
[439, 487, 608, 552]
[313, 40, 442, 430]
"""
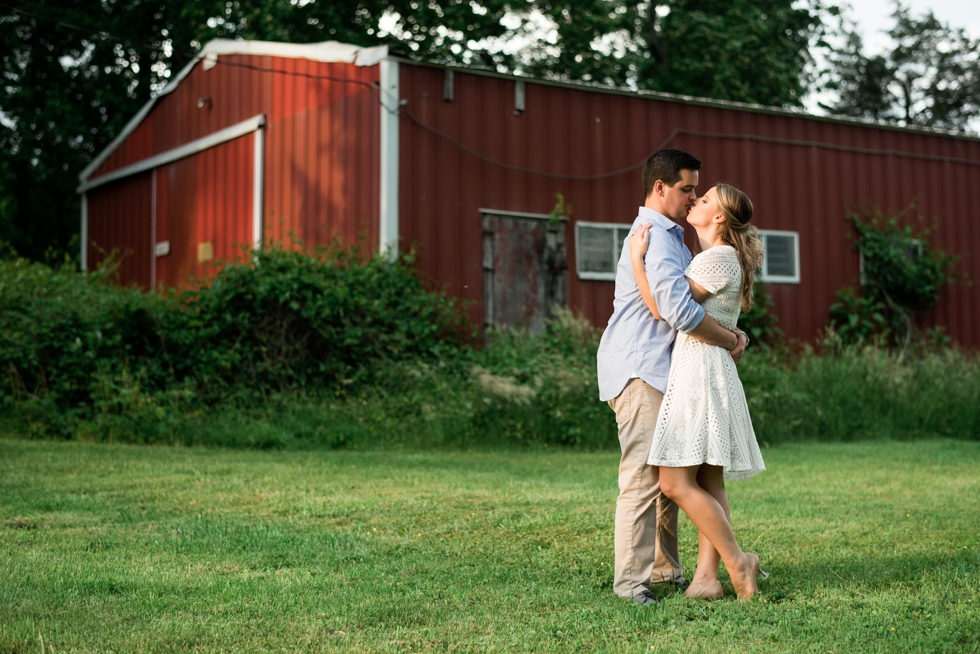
[252, 126, 265, 251]
[79, 39, 387, 184]
[80, 193, 88, 271]
[78, 114, 266, 193]
[150, 171, 157, 288]
[379, 58, 400, 257]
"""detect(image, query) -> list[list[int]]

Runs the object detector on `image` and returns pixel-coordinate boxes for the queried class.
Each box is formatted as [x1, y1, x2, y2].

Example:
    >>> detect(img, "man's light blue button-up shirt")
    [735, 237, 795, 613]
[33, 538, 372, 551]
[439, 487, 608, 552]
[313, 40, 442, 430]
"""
[596, 207, 705, 401]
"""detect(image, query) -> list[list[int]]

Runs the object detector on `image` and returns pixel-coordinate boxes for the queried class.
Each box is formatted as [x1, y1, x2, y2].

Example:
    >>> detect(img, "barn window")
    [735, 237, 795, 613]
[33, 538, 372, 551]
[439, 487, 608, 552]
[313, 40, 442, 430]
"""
[758, 230, 800, 284]
[575, 221, 632, 280]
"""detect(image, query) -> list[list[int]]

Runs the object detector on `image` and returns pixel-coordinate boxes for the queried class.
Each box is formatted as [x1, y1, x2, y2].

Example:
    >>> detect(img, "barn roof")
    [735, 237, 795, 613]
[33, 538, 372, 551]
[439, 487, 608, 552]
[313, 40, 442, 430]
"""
[80, 37, 980, 185]
[78, 39, 388, 183]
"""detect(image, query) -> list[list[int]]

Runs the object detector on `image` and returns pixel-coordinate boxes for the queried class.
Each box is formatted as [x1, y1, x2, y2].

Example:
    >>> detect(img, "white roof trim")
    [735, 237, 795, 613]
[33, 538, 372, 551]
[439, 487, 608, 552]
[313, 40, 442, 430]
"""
[200, 39, 388, 67]
[78, 114, 266, 193]
[79, 39, 388, 184]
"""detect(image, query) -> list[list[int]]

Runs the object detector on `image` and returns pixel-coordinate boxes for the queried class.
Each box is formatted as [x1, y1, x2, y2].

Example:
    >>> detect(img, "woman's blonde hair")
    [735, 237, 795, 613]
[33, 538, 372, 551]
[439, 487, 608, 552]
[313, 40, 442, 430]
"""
[715, 183, 764, 312]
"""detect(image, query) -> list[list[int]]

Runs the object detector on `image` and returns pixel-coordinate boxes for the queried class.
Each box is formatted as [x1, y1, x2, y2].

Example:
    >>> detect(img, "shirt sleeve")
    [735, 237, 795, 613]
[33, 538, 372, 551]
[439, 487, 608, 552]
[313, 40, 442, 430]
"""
[686, 248, 741, 294]
[643, 226, 705, 333]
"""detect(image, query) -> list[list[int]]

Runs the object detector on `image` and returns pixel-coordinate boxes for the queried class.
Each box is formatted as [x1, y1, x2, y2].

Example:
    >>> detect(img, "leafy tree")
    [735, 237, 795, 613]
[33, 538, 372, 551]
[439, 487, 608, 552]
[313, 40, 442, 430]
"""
[821, 3, 980, 131]
[509, 0, 833, 107]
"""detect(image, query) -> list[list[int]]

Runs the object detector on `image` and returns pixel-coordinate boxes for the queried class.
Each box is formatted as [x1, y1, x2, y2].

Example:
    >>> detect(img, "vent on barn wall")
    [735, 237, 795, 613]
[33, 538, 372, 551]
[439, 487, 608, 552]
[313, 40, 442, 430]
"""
[444, 70, 454, 102]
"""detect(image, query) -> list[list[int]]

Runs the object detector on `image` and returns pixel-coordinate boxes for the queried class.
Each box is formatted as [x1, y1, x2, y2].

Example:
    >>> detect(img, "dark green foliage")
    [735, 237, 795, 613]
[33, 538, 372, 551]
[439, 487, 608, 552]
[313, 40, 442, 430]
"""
[0, 245, 470, 440]
[850, 209, 955, 311]
[0, 255, 177, 420]
[2, 230, 975, 451]
[638, 0, 827, 107]
[827, 206, 960, 348]
[827, 286, 890, 346]
[178, 245, 471, 396]
[737, 284, 784, 348]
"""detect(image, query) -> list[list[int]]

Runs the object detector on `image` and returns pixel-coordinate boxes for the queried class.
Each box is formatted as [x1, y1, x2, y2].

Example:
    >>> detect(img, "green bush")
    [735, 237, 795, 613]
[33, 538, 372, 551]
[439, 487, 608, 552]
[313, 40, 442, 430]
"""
[0, 245, 471, 434]
[2, 249, 977, 450]
[177, 244, 472, 397]
[0, 256, 177, 420]
[827, 206, 963, 349]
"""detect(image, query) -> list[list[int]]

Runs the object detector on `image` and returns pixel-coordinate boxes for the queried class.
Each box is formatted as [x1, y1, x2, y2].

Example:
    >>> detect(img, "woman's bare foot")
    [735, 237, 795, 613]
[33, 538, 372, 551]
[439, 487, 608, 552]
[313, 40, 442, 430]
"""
[730, 553, 762, 600]
[685, 580, 724, 600]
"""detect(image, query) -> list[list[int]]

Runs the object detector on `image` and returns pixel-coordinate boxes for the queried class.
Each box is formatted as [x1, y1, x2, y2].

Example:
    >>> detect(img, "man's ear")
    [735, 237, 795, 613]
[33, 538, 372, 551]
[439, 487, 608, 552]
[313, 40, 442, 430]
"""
[653, 179, 666, 197]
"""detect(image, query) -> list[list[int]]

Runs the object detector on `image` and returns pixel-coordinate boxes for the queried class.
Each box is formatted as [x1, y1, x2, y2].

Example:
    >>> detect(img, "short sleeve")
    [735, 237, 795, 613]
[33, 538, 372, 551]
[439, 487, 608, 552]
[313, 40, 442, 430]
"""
[686, 247, 741, 294]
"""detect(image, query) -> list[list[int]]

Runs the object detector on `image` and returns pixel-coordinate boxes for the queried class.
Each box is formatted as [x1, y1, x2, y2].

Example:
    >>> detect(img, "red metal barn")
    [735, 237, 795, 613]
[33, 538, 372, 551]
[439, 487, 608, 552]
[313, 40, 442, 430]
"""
[79, 40, 980, 348]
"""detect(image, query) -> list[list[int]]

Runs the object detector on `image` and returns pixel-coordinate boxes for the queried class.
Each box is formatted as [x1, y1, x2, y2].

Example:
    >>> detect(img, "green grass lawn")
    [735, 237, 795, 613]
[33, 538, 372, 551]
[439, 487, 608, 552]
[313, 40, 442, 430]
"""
[1, 439, 978, 653]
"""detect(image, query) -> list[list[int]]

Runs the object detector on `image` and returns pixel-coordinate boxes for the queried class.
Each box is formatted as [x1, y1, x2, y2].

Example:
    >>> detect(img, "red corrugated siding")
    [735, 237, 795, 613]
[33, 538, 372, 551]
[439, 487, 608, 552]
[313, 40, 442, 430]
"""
[85, 53, 980, 348]
[154, 136, 253, 289]
[87, 173, 152, 289]
[88, 54, 381, 287]
[397, 64, 980, 348]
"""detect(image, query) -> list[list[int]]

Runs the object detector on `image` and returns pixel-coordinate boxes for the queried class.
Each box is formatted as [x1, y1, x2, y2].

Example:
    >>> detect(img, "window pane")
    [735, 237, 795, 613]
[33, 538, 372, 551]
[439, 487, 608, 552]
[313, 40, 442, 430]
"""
[765, 234, 796, 277]
[616, 227, 631, 246]
[578, 226, 616, 273]
[764, 235, 796, 278]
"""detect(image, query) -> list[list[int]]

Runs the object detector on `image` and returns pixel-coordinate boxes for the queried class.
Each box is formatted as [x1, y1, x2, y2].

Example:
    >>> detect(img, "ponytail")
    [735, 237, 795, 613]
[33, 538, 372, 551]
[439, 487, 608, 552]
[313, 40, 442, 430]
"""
[715, 183, 764, 312]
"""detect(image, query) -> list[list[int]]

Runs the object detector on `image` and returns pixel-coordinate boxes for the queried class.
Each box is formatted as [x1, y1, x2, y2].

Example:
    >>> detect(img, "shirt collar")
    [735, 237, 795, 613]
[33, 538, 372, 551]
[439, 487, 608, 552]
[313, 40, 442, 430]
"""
[638, 206, 684, 234]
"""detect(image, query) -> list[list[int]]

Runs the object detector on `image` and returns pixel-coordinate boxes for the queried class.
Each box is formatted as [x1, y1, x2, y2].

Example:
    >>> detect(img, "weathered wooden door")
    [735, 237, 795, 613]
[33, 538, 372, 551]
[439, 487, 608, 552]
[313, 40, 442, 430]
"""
[481, 211, 568, 333]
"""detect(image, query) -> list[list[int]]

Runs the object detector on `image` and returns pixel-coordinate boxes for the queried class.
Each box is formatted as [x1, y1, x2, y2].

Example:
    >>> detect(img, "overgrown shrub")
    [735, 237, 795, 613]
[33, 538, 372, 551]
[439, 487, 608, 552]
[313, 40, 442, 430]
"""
[178, 244, 472, 397]
[0, 256, 178, 419]
[828, 206, 963, 349]
[2, 248, 977, 450]
[0, 245, 471, 427]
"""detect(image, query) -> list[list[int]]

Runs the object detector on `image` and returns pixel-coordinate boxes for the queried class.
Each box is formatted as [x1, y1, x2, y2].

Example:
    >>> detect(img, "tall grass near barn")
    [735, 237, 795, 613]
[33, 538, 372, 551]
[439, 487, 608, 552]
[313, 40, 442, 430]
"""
[1, 248, 977, 448]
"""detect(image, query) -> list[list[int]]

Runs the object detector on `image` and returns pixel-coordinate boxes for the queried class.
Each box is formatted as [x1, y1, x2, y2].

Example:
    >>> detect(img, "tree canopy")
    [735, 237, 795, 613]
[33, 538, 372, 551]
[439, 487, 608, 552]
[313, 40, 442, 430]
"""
[821, 5, 980, 131]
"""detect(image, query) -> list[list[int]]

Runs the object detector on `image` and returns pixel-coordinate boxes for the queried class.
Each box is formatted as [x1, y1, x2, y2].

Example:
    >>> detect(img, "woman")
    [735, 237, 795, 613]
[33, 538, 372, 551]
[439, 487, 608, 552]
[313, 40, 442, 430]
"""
[629, 183, 767, 600]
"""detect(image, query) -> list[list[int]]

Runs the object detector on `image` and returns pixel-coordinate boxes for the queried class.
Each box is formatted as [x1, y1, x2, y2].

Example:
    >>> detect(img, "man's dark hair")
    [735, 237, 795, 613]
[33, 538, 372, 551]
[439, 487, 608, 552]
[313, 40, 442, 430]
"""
[642, 149, 702, 198]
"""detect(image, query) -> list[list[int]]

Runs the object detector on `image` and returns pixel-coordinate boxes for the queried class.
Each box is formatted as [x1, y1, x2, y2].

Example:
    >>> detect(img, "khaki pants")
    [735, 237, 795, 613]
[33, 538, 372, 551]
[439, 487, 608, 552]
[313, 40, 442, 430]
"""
[608, 378, 684, 599]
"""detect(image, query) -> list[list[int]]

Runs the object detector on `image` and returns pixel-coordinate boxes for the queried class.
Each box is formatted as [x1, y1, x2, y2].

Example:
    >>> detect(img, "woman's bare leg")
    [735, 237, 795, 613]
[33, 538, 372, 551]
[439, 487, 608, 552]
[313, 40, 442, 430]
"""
[660, 465, 760, 599]
[686, 466, 729, 598]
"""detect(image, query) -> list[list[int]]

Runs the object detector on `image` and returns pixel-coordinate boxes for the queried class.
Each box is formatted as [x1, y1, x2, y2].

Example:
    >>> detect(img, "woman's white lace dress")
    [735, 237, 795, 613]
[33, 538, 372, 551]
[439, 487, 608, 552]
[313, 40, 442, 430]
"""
[647, 245, 766, 481]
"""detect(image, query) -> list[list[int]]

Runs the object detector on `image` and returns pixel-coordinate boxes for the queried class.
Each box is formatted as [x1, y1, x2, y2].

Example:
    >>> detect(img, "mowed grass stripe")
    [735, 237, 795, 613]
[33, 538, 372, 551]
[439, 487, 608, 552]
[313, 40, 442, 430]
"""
[1, 439, 978, 653]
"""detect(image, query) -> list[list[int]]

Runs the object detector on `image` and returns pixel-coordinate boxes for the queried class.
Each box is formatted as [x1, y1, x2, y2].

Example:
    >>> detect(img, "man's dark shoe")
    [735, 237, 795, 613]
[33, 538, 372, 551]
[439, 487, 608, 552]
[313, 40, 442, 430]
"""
[632, 590, 659, 605]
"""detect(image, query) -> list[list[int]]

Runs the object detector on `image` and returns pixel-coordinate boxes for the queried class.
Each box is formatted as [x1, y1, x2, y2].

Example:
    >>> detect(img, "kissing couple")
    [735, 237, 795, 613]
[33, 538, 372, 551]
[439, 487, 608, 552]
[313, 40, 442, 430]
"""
[597, 148, 768, 604]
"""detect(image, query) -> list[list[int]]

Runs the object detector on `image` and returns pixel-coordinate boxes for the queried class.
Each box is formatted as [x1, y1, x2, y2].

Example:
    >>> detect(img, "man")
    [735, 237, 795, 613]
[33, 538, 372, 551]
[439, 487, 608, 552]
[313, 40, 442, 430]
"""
[597, 149, 746, 605]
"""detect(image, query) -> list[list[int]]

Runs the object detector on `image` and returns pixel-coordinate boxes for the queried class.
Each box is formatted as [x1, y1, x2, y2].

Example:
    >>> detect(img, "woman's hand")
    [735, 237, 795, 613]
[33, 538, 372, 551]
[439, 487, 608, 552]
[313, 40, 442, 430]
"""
[629, 223, 652, 265]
